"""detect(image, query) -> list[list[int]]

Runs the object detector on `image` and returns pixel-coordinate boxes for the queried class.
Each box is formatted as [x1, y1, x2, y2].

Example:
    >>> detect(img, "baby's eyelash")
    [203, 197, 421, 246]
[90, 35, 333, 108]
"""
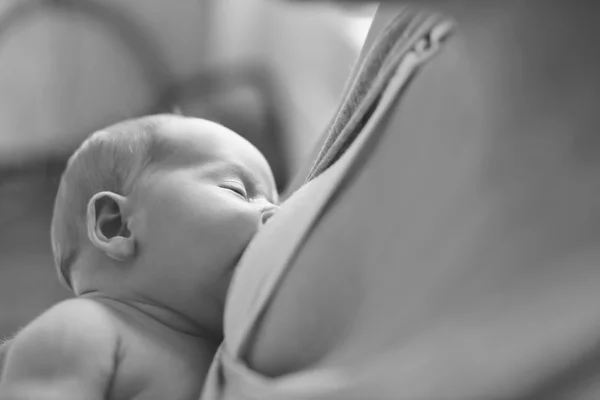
[220, 182, 248, 199]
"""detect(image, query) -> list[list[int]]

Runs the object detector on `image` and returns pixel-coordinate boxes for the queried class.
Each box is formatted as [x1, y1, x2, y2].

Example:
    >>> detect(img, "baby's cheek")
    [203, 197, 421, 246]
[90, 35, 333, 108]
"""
[136, 196, 195, 252]
[234, 207, 263, 240]
[214, 209, 261, 258]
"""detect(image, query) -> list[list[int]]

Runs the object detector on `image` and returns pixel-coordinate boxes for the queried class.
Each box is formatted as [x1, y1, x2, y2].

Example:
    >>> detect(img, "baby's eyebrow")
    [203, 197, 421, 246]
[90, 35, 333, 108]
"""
[202, 161, 257, 186]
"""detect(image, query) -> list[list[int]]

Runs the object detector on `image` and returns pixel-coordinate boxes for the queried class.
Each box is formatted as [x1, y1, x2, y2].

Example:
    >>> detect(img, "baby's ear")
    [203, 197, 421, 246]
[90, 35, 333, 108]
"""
[86, 191, 135, 262]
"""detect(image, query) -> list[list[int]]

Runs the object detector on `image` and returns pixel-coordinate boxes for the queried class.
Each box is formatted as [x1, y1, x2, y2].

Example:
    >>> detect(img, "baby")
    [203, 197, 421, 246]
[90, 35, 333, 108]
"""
[0, 115, 279, 399]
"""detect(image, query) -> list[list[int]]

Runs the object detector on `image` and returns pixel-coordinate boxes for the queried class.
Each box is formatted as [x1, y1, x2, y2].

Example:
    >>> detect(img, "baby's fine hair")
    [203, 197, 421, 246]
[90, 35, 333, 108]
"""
[51, 114, 177, 288]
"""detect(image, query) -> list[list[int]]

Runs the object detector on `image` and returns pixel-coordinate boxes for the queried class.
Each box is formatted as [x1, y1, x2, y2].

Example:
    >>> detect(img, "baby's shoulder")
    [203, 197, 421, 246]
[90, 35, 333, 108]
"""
[7, 298, 122, 362]
[24, 298, 122, 338]
[3, 298, 121, 389]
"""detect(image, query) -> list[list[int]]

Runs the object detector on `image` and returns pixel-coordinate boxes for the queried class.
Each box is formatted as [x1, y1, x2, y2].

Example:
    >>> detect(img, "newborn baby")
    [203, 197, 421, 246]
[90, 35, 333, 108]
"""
[0, 115, 278, 400]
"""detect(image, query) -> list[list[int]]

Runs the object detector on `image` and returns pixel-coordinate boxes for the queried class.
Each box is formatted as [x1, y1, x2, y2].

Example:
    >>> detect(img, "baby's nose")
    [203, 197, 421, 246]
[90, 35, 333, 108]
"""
[260, 205, 279, 225]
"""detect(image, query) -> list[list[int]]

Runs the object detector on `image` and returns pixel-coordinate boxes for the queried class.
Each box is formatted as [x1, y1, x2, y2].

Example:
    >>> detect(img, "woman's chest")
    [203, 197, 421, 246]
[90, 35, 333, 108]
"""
[224, 39, 498, 377]
[225, 38, 600, 393]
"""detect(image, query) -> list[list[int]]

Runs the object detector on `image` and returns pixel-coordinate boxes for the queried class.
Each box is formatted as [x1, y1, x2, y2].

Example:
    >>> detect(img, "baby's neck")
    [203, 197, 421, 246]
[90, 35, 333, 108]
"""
[81, 292, 222, 350]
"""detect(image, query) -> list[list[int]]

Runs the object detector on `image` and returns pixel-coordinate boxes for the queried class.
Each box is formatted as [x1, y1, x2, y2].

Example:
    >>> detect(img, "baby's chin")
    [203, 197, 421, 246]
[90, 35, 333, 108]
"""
[224, 240, 253, 277]
[229, 228, 265, 271]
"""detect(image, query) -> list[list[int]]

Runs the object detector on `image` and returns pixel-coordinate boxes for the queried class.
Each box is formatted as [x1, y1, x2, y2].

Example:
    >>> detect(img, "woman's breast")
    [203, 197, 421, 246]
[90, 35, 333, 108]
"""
[224, 32, 600, 397]
[223, 96, 389, 376]
[223, 152, 349, 363]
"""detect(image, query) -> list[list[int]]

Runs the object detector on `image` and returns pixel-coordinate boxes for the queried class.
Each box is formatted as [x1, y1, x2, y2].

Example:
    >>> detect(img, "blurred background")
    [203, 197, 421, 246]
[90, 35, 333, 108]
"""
[0, 0, 376, 338]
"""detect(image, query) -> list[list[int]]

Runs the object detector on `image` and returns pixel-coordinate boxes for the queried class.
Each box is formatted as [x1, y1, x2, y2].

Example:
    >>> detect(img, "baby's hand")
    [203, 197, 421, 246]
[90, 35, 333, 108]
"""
[0, 299, 118, 400]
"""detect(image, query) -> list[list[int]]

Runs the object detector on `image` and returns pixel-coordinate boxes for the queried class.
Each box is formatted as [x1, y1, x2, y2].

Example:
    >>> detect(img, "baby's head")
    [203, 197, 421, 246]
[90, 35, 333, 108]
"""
[51, 114, 278, 334]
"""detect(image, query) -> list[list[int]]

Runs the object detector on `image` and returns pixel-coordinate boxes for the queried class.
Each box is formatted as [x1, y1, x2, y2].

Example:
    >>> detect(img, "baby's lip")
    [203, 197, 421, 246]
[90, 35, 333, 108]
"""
[260, 207, 278, 225]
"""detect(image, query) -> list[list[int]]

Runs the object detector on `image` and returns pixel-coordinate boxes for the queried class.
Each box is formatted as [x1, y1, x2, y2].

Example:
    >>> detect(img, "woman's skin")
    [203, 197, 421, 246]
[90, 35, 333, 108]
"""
[237, 2, 600, 395]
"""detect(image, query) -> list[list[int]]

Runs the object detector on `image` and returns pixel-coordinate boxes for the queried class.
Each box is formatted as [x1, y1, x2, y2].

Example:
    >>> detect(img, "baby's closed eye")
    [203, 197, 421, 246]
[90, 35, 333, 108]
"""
[219, 181, 248, 200]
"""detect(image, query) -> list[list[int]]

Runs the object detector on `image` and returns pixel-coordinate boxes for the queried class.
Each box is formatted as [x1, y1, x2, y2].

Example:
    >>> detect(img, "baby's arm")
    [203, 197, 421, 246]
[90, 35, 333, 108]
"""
[0, 299, 119, 400]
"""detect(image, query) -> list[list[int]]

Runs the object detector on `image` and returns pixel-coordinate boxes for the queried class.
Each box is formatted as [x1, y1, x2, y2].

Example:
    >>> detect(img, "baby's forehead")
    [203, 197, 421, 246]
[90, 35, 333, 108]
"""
[153, 121, 233, 165]
[152, 118, 274, 185]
